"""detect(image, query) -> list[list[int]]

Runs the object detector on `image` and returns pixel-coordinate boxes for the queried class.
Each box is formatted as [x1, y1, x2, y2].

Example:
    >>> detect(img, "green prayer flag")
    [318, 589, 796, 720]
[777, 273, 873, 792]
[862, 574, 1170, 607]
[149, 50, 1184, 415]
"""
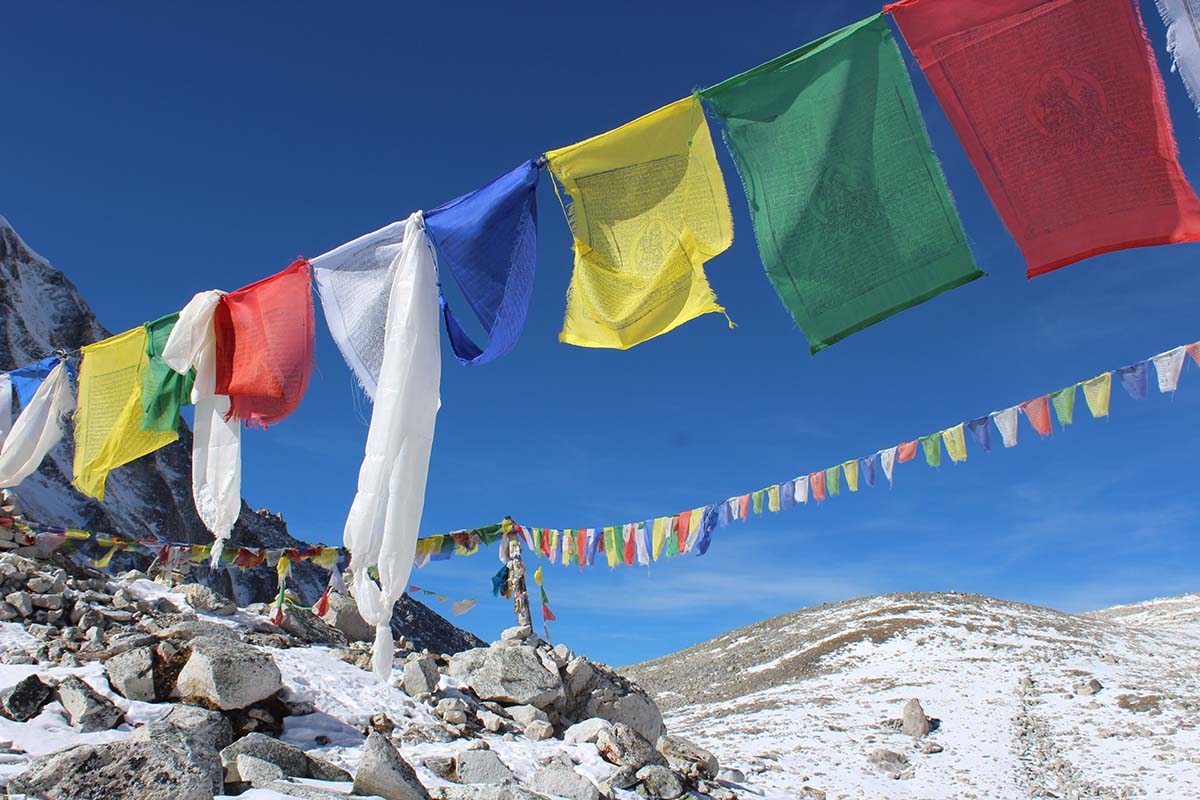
[921, 434, 942, 468]
[665, 524, 680, 558]
[141, 313, 195, 432]
[825, 466, 841, 497]
[751, 490, 765, 515]
[539, 587, 549, 604]
[701, 14, 982, 353]
[1050, 385, 1076, 428]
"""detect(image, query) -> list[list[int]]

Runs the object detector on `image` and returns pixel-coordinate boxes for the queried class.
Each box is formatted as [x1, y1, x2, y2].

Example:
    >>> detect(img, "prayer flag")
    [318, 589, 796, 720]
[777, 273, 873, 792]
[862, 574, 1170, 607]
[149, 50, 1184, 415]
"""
[966, 416, 991, 452]
[1116, 362, 1149, 400]
[887, 0, 1200, 277]
[1156, 0, 1200, 116]
[675, 511, 692, 554]
[718, 501, 732, 528]
[684, 507, 705, 552]
[825, 466, 841, 497]
[1151, 346, 1186, 393]
[542, 604, 557, 623]
[8, 357, 58, 409]
[75, 327, 178, 500]
[860, 454, 877, 488]
[635, 522, 650, 566]
[751, 491, 764, 516]
[1081, 373, 1112, 418]
[738, 493, 751, 520]
[1021, 396, 1053, 437]
[1050, 385, 1076, 428]
[920, 434, 941, 468]
[810, 470, 827, 503]
[897, 440, 918, 463]
[696, 505, 718, 556]
[767, 484, 781, 512]
[546, 96, 734, 349]
[842, 459, 859, 492]
[794, 475, 810, 504]
[623, 524, 636, 566]
[141, 313, 194, 432]
[425, 160, 540, 365]
[992, 407, 1020, 448]
[533, 566, 544, 586]
[878, 447, 897, 485]
[702, 14, 981, 352]
[0, 360, 75, 489]
[665, 518, 681, 558]
[215, 259, 315, 427]
[942, 424, 967, 463]
[652, 517, 668, 560]
[1188, 341, 1200, 368]
[604, 527, 620, 567]
[779, 481, 795, 510]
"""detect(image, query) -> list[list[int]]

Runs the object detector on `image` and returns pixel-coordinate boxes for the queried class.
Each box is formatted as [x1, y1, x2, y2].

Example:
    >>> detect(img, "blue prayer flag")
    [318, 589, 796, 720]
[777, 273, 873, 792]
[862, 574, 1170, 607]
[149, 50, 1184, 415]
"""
[1116, 362, 1148, 401]
[8, 356, 60, 408]
[859, 454, 877, 488]
[696, 505, 719, 556]
[966, 416, 992, 452]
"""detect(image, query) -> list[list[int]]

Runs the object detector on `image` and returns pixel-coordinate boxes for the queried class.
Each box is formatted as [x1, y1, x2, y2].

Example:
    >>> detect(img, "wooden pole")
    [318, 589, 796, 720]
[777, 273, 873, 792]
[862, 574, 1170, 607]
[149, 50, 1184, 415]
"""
[504, 518, 531, 629]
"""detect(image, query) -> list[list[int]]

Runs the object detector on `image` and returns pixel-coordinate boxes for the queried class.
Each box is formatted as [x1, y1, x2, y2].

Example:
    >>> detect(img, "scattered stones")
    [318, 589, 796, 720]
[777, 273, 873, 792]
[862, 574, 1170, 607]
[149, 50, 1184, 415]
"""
[438, 697, 471, 726]
[456, 748, 516, 784]
[105, 646, 157, 701]
[56, 675, 123, 732]
[599, 765, 641, 793]
[431, 787, 553, 800]
[0, 674, 51, 721]
[354, 730, 431, 800]
[1075, 678, 1104, 696]
[867, 748, 910, 779]
[596, 723, 667, 770]
[919, 740, 944, 754]
[449, 645, 565, 708]
[9, 739, 213, 800]
[564, 718, 613, 745]
[176, 635, 282, 710]
[901, 698, 932, 738]
[656, 734, 718, 781]
[635, 764, 684, 800]
[799, 787, 826, 800]
[528, 764, 601, 800]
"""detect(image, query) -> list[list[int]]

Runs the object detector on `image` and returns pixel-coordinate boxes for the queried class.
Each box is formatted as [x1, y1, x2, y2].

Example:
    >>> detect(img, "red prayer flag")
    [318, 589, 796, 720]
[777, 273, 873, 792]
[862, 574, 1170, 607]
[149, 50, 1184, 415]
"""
[897, 440, 919, 463]
[886, 0, 1200, 277]
[542, 604, 557, 622]
[622, 525, 636, 566]
[810, 471, 826, 503]
[738, 494, 750, 521]
[215, 259, 316, 428]
[312, 586, 331, 618]
[1187, 341, 1200, 368]
[675, 511, 691, 551]
[1021, 396, 1053, 437]
[577, 529, 588, 567]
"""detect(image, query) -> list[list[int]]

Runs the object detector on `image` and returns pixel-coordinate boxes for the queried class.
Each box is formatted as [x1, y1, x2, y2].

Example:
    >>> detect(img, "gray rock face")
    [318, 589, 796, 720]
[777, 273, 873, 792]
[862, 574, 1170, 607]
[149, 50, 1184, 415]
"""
[306, 754, 353, 782]
[455, 748, 515, 784]
[56, 674, 123, 732]
[596, 723, 666, 770]
[564, 718, 613, 745]
[132, 718, 225, 794]
[524, 719, 554, 740]
[9, 739, 213, 800]
[354, 730, 431, 800]
[321, 590, 375, 642]
[404, 655, 442, 696]
[901, 698, 931, 738]
[220, 732, 309, 780]
[160, 703, 234, 751]
[176, 635, 282, 710]
[105, 646, 157, 701]
[177, 582, 237, 615]
[507, 704, 549, 727]
[0, 673, 51, 721]
[635, 765, 683, 800]
[527, 765, 600, 800]
[561, 656, 663, 742]
[655, 734, 718, 781]
[449, 646, 564, 708]
[239, 753, 287, 785]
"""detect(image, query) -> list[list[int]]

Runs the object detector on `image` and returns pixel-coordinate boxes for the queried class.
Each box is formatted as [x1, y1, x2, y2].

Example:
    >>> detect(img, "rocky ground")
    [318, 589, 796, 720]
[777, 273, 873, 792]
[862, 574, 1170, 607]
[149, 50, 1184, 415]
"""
[0, 548, 724, 800]
[626, 591, 1200, 799]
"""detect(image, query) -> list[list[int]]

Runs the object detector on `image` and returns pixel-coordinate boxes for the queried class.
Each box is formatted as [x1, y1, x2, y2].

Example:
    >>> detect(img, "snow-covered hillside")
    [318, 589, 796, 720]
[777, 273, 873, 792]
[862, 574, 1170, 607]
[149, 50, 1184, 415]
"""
[626, 592, 1200, 799]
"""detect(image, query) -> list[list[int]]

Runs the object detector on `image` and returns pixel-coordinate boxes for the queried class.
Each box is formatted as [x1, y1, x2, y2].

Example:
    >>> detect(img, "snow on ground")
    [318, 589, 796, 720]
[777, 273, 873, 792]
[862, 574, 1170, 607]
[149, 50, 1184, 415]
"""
[630, 592, 1200, 800]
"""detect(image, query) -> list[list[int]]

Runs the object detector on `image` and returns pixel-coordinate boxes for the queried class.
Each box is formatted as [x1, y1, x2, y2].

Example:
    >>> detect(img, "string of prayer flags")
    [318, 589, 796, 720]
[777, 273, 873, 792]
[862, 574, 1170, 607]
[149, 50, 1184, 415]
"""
[1156, 0, 1200, 116]
[163, 290, 243, 563]
[1081, 373, 1112, 418]
[1050, 386, 1076, 428]
[942, 424, 967, 463]
[886, 0, 1200, 277]
[74, 327, 178, 500]
[1116, 362, 1149, 401]
[141, 312, 194, 433]
[546, 96, 734, 350]
[425, 160, 540, 365]
[1020, 396, 1053, 438]
[0, 359, 74, 489]
[215, 259, 315, 428]
[1151, 347, 1187, 393]
[407, 584, 477, 616]
[701, 14, 982, 353]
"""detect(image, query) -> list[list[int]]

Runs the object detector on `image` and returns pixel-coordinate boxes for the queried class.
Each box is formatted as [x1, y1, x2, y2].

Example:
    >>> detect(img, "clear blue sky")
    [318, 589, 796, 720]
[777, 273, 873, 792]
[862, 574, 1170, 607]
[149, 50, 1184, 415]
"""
[4, 1, 1199, 666]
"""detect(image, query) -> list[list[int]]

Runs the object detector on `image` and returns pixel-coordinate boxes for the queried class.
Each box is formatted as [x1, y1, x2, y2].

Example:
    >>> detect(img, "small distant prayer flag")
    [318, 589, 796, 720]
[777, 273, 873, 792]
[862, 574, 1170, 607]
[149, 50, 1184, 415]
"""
[842, 459, 859, 492]
[966, 416, 992, 452]
[897, 440, 918, 463]
[992, 407, 1020, 448]
[825, 466, 841, 497]
[1081, 373, 1112, 418]
[941, 424, 967, 463]
[1050, 385, 1076, 428]
[1151, 347, 1186, 393]
[1116, 362, 1149, 401]
[1021, 396, 1053, 438]
[920, 434, 941, 468]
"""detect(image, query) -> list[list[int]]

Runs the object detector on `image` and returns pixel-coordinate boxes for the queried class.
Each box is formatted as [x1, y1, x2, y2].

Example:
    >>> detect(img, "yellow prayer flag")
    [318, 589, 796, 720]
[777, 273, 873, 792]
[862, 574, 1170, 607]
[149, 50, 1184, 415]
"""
[1081, 373, 1112, 418]
[689, 507, 704, 536]
[842, 459, 859, 492]
[942, 423, 968, 463]
[277, 555, 291, 581]
[767, 484, 781, 512]
[533, 566, 544, 586]
[74, 327, 178, 500]
[651, 518, 668, 561]
[312, 547, 338, 568]
[546, 96, 734, 349]
[561, 532, 571, 566]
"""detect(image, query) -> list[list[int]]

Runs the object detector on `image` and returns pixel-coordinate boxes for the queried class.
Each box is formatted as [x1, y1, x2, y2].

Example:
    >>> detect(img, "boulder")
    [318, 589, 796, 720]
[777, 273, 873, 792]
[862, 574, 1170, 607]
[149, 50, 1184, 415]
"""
[276, 605, 348, 645]
[527, 765, 599, 800]
[1076, 678, 1103, 696]
[456, 748, 515, 784]
[105, 646, 157, 701]
[160, 703, 234, 751]
[635, 765, 683, 800]
[901, 698, 931, 738]
[656, 734, 718, 781]
[561, 657, 663, 742]
[56, 675, 123, 732]
[564, 718, 613, 745]
[867, 748, 909, 778]
[132, 718, 225, 794]
[507, 704, 549, 727]
[525, 720, 554, 740]
[599, 765, 640, 792]
[431, 788, 553, 800]
[0, 674, 51, 721]
[449, 646, 564, 708]
[176, 635, 282, 710]
[148, 617, 240, 641]
[9, 739, 212, 800]
[354, 730, 431, 800]
[239, 753, 287, 785]
[220, 732, 309, 780]
[268, 780, 387, 800]
[177, 582, 237, 615]
[404, 655, 442, 696]
[596, 723, 666, 770]
[307, 754, 353, 781]
[321, 590, 375, 642]
[478, 709, 506, 733]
